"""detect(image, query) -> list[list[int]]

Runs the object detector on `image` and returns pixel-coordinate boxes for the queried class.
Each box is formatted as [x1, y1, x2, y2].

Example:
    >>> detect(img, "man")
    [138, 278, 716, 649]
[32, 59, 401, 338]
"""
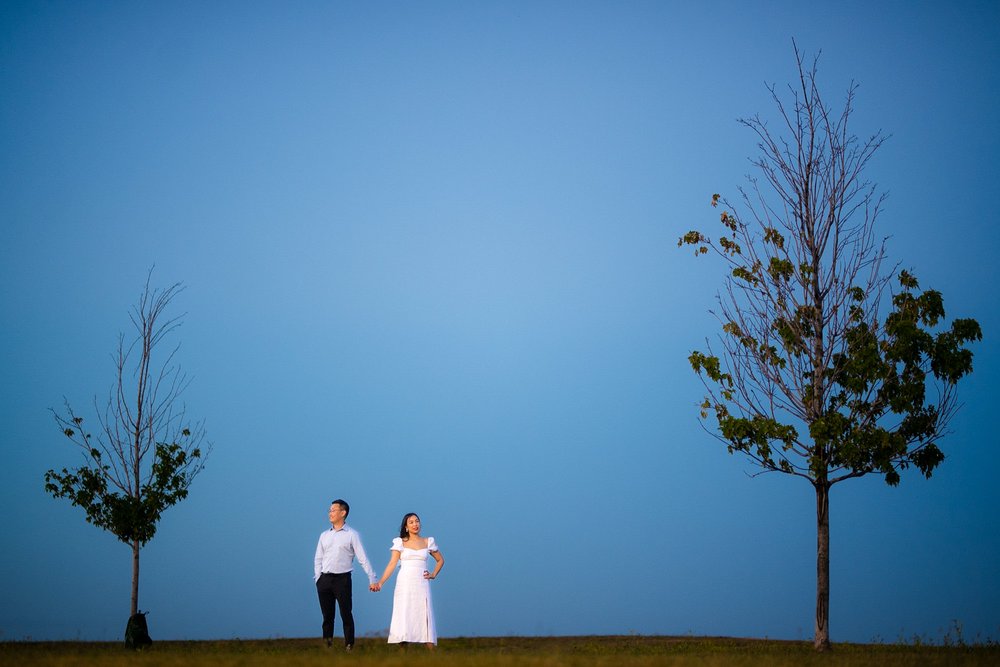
[314, 499, 378, 650]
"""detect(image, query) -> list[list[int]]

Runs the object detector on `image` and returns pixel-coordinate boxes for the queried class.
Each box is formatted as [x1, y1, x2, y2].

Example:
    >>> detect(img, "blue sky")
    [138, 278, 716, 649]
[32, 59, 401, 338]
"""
[1, 0, 997, 644]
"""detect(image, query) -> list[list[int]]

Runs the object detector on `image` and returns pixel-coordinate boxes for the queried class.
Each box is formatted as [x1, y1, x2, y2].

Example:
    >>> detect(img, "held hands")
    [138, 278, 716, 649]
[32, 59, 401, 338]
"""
[369, 583, 382, 592]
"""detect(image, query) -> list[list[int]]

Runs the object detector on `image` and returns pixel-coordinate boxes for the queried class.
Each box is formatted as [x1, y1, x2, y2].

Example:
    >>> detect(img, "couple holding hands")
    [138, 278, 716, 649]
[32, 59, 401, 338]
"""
[314, 499, 444, 650]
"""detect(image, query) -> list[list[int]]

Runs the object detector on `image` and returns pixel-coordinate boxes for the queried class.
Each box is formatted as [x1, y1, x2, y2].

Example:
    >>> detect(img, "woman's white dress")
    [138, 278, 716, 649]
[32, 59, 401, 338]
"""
[387, 536, 438, 644]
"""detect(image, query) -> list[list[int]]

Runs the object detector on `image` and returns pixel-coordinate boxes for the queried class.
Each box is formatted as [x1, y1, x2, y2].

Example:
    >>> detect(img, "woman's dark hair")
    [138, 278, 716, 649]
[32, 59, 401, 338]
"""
[399, 512, 419, 540]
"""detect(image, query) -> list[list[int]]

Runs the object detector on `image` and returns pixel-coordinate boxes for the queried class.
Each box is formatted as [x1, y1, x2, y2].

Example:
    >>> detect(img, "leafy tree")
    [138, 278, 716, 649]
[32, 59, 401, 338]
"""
[45, 272, 209, 620]
[678, 47, 981, 651]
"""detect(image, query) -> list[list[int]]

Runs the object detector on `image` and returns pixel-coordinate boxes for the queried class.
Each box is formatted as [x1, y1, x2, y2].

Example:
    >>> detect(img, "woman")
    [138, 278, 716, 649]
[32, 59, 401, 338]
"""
[374, 512, 444, 648]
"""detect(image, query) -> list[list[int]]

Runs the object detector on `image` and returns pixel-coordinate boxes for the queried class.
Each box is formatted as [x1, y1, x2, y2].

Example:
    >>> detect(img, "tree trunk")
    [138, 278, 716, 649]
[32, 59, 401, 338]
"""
[131, 539, 140, 617]
[814, 481, 831, 651]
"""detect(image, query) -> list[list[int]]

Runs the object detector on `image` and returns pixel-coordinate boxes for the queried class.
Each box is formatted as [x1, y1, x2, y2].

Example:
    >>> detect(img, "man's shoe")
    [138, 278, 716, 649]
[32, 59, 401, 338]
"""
[325, 639, 333, 648]
[345, 644, 353, 652]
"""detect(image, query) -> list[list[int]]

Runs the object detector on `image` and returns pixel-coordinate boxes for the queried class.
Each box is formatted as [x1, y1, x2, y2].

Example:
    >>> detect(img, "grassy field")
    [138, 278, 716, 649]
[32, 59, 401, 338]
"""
[2, 635, 998, 666]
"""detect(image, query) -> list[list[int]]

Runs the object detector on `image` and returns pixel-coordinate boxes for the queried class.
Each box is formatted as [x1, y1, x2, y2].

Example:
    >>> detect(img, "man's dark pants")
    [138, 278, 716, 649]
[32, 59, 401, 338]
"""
[316, 572, 354, 646]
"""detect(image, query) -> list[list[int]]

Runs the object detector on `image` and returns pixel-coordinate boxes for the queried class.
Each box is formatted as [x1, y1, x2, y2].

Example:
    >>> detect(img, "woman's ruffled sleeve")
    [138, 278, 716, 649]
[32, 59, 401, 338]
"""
[391, 537, 403, 552]
[427, 536, 439, 552]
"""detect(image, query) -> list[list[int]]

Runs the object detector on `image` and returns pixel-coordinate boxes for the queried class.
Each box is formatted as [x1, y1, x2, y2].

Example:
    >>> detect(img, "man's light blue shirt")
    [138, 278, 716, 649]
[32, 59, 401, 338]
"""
[314, 523, 377, 584]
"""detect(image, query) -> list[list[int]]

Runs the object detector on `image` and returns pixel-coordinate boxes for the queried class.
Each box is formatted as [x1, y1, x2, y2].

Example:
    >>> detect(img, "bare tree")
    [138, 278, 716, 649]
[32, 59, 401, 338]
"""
[45, 271, 209, 622]
[679, 45, 981, 650]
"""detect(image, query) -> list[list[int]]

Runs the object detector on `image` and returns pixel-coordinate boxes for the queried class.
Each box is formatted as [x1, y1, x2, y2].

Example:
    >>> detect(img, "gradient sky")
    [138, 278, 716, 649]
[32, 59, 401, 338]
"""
[2, 0, 998, 644]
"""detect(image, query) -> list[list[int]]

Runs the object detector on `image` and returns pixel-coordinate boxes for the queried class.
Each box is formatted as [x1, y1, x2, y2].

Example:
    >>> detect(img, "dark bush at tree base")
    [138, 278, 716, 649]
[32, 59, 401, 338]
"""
[124, 611, 152, 650]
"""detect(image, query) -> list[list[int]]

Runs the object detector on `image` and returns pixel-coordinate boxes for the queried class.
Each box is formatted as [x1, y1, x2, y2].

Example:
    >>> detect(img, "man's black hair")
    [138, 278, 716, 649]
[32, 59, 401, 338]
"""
[331, 498, 350, 517]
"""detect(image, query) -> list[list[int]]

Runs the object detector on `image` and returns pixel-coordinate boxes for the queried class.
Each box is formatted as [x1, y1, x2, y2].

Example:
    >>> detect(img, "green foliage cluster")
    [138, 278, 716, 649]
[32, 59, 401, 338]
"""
[681, 207, 982, 486]
[44, 426, 202, 546]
